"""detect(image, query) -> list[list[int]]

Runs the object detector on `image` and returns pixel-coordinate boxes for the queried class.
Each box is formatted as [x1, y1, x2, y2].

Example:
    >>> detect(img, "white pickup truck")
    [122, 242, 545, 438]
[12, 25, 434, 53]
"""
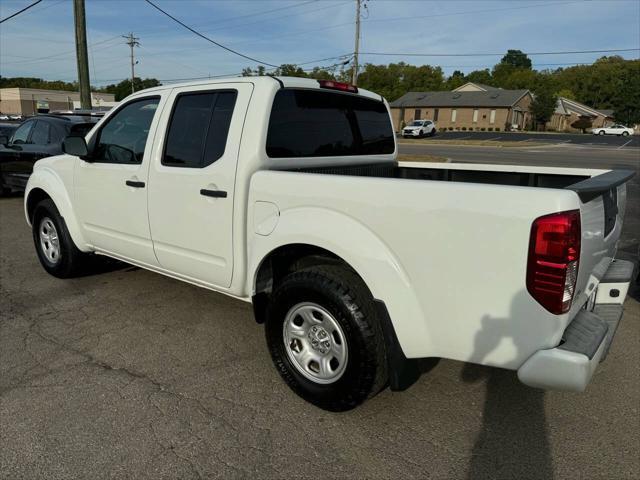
[25, 77, 635, 411]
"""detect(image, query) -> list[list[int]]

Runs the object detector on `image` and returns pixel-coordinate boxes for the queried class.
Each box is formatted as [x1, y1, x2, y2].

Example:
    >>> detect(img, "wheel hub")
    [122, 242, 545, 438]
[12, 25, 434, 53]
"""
[282, 302, 348, 384]
[308, 325, 331, 354]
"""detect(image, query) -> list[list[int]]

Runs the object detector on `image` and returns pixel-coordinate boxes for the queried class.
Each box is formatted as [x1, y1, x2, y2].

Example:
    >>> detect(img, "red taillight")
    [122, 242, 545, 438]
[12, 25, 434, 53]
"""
[526, 210, 581, 314]
[317, 80, 358, 93]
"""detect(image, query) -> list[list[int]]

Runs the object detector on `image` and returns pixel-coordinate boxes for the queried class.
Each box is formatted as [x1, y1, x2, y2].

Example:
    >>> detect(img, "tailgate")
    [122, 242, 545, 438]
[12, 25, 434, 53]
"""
[568, 169, 635, 310]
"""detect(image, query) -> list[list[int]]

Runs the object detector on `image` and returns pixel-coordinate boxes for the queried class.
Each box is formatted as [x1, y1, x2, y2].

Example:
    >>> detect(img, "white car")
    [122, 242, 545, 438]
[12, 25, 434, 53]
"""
[24, 76, 635, 411]
[0, 114, 10, 121]
[402, 119, 436, 138]
[592, 124, 634, 136]
[8, 114, 23, 121]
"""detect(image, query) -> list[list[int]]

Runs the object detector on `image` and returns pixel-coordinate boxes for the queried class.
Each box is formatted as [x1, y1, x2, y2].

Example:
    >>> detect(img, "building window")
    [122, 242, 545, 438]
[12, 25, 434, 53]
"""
[472, 109, 479, 123]
[414, 109, 421, 120]
[489, 109, 496, 124]
[451, 109, 457, 123]
[434, 108, 439, 121]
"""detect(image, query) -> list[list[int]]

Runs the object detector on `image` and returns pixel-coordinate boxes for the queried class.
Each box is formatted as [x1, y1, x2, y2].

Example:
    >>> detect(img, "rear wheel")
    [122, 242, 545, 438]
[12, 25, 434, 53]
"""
[599, 130, 606, 135]
[265, 265, 388, 411]
[32, 199, 92, 278]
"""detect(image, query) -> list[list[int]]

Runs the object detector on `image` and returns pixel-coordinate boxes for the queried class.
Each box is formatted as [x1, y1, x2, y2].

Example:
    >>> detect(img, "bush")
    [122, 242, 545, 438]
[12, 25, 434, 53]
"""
[495, 128, 500, 132]
[448, 126, 454, 131]
[546, 127, 556, 132]
[461, 126, 467, 131]
[488, 127, 493, 131]
[480, 127, 486, 131]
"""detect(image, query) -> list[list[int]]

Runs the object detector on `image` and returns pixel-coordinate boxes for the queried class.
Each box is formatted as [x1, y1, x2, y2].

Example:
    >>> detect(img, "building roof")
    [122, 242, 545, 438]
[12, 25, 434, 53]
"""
[597, 109, 614, 118]
[390, 89, 530, 108]
[452, 82, 501, 92]
[554, 97, 610, 118]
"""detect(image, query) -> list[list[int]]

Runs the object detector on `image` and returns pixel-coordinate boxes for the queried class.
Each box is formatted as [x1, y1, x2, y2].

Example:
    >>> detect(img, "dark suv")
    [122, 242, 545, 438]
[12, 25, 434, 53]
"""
[0, 115, 99, 194]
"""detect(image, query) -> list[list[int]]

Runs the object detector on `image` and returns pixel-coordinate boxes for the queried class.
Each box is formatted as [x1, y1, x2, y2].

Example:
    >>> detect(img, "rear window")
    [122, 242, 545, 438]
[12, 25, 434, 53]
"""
[266, 89, 394, 158]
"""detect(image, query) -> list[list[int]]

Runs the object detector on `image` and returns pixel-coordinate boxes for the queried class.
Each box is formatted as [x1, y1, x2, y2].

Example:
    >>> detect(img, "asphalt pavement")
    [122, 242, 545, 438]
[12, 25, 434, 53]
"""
[1, 143, 639, 479]
[404, 130, 640, 148]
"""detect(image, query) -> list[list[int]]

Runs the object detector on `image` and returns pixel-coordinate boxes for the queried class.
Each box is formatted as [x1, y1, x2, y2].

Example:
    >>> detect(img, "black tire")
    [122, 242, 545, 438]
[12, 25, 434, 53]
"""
[622, 131, 629, 136]
[599, 130, 605, 135]
[32, 198, 91, 278]
[265, 265, 388, 411]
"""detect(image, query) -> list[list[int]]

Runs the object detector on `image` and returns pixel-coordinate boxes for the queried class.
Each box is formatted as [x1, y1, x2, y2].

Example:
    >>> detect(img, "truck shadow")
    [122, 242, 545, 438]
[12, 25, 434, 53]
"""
[461, 290, 553, 479]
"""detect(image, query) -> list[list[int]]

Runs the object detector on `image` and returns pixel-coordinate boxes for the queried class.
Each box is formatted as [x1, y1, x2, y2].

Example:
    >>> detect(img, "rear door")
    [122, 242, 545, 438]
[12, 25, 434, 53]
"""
[147, 82, 252, 288]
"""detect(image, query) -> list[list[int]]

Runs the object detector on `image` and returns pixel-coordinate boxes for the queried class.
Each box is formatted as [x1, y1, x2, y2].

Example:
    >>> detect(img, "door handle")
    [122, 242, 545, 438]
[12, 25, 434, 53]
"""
[126, 180, 145, 188]
[200, 189, 227, 198]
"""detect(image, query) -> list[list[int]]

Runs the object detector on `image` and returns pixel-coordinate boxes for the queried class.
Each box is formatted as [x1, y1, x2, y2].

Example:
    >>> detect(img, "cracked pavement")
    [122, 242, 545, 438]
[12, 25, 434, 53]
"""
[1, 196, 638, 479]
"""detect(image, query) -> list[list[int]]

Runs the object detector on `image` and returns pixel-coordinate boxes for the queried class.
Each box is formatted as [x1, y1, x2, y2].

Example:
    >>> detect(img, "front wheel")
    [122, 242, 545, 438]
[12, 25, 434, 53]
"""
[599, 130, 606, 135]
[265, 265, 388, 411]
[32, 198, 92, 278]
[622, 131, 629, 136]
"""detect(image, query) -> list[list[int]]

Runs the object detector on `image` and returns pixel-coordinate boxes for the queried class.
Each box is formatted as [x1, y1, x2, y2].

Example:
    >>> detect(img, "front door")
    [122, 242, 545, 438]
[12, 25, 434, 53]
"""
[74, 95, 164, 266]
[147, 83, 252, 288]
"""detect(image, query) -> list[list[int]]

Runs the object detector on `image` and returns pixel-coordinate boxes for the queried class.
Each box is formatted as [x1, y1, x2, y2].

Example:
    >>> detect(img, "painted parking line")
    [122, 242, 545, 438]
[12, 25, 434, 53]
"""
[455, 135, 471, 140]
[484, 136, 502, 141]
[617, 139, 633, 150]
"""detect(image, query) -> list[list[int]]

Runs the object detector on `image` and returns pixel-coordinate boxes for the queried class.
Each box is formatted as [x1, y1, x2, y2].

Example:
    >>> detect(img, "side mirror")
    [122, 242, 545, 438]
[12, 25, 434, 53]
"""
[62, 136, 89, 159]
[0, 136, 8, 146]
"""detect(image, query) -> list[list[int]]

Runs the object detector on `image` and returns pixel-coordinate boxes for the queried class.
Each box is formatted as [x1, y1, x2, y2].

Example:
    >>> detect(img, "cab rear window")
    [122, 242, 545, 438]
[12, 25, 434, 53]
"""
[266, 89, 394, 158]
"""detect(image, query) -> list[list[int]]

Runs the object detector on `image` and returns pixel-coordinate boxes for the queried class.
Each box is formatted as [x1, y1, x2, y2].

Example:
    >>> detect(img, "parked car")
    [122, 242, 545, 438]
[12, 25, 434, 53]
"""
[0, 114, 10, 121]
[592, 124, 634, 136]
[0, 123, 18, 141]
[24, 77, 635, 411]
[9, 114, 23, 121]
[0, 114, 98, 194]
[402, 119, 436, 138]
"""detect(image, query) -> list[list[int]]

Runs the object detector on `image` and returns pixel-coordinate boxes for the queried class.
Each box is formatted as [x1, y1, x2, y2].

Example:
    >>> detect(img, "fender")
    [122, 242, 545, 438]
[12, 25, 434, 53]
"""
[247, 206, 435, 359]
[25, 163, 91, 252]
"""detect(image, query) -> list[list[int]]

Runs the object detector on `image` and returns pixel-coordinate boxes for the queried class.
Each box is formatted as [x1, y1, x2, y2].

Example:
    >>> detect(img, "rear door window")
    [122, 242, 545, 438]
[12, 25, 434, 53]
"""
[163, 90, 237, 168]
[266, 89, 394, 158]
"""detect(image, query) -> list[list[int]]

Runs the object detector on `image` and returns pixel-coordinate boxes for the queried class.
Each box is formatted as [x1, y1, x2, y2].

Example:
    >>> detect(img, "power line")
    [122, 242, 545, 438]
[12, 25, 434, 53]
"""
[360, 48, 640, 58]
[0, 0, 42, 24]
[143, 0, 279, 68]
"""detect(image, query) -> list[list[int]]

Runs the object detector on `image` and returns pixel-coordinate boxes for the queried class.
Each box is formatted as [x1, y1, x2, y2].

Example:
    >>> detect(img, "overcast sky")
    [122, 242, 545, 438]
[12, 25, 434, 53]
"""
[1, 0, 639, 86]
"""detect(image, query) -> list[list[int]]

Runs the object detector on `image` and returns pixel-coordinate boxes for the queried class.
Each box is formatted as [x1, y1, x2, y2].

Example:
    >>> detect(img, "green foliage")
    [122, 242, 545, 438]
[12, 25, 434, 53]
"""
[445, 70, 466, 90]
[356, 62, 444, 101]
[557, 88, 576, 100]
[530, 87, 558, 127]
[0, 76, 79, 91]
[500, 49, 532, 69]
[97, 78, 161, 101]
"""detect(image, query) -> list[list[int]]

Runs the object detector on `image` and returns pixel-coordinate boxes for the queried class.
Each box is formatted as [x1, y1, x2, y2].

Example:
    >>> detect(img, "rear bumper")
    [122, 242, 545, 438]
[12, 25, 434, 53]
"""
[517, 259, 634, 392]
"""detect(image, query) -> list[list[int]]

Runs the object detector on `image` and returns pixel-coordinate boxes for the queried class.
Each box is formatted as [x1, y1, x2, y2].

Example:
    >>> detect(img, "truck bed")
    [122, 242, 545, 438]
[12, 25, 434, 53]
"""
[285, 161, 590, 190]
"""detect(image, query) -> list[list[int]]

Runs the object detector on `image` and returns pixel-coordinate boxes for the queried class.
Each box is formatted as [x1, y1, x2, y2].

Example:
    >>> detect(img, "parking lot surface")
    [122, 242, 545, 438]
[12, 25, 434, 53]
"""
[401, 130, 640, 148]
[1, 178, 639, 478]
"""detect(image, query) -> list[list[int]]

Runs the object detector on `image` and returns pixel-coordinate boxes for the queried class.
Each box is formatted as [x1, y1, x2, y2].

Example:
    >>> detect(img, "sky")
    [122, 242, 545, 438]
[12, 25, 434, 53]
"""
[1, 0, 639, 87]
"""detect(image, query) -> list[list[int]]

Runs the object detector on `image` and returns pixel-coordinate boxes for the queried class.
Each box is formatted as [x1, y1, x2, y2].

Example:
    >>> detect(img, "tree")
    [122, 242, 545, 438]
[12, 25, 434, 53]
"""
[0, 76, 79, 91]
[465, 69, 493, 86]
[446, 70, 466, 90]
[530, 87, 558, 130]
[98, 78, 161, 101]
[571, 117, 593, 133]
[500, 49, 532, 69]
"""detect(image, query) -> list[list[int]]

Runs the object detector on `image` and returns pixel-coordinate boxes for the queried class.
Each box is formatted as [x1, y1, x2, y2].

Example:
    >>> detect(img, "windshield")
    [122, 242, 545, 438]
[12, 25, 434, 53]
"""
[409, 121, 425, 126]
[267, 89, 394, 158]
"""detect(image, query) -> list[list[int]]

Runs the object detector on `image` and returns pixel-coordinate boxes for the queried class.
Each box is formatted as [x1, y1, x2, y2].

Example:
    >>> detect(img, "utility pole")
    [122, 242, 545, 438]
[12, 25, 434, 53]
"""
[352, 0, 361, 85]
[73, 0, 91, 110]
[123, 33, 140, 94]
